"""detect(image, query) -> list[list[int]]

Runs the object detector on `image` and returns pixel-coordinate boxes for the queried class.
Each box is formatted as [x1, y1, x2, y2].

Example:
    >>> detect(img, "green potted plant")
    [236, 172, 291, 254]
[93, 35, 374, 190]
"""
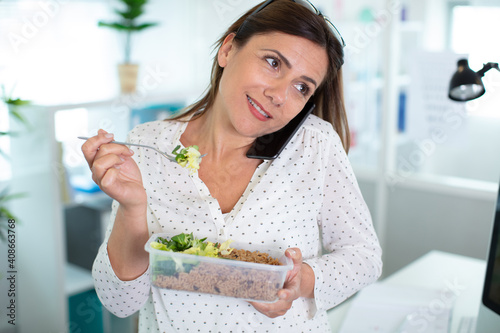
[0, 85, 29, 241]
[0, 190, 25, 241]
[1, 85, 29, 132]
[99, 0, 158, 94]
[1, 84, 30, 158]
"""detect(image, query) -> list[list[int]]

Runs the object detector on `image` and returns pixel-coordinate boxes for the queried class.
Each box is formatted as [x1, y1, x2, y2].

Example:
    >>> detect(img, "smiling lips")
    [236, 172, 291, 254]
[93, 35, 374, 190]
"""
[247, 96, 271, 120]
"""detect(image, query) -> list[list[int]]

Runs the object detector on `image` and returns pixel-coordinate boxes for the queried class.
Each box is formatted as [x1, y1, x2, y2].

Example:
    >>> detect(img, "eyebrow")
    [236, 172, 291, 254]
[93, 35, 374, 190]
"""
[262, 48, 319, 89]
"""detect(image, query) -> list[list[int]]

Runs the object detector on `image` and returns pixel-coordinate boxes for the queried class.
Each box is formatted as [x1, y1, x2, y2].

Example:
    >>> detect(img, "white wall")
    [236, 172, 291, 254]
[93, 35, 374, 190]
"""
[0, 0, 261, 105]
[351, 0, 500, 277]
[3, 2, 500, 328]
[357, 175, 498, 276]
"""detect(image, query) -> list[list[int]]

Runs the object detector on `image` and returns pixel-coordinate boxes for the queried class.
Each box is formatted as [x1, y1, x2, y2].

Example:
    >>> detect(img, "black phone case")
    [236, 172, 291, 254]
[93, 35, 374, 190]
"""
[246, 102, 315, 160]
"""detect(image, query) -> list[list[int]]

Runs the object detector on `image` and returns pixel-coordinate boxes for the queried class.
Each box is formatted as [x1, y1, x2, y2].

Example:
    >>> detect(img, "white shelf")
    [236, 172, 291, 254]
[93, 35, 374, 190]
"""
[65, 263, 94, 297]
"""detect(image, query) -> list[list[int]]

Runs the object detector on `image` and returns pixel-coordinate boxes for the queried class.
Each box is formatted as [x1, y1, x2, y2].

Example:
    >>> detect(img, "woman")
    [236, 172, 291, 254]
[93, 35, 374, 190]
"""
[82, 0, 382, 331]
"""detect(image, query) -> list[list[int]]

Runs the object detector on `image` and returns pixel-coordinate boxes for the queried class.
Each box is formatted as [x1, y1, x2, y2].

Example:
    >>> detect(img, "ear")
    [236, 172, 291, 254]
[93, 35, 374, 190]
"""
[217, 33, 237, 68]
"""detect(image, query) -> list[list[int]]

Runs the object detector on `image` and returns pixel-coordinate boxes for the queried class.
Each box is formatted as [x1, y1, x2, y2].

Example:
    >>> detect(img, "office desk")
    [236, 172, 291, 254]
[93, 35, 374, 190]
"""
[328, 251, 486, 332]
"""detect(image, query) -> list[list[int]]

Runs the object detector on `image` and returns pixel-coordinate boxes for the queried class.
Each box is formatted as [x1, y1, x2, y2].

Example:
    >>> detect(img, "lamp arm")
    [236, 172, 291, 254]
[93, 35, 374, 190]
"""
[477, 62, 500, 77]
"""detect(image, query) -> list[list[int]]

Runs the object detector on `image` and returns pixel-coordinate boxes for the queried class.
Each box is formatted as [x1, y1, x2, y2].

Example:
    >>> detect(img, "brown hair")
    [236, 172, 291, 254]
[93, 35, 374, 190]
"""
[173, 0, 350, 152]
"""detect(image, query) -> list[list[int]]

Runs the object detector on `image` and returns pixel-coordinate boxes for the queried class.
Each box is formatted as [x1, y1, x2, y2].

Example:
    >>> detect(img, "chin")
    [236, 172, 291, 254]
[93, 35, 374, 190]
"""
[234, 121, 271, 139]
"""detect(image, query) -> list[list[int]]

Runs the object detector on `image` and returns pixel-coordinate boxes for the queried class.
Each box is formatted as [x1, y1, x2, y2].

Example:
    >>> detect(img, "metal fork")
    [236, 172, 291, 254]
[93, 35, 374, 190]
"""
[78, 136, 200, 163]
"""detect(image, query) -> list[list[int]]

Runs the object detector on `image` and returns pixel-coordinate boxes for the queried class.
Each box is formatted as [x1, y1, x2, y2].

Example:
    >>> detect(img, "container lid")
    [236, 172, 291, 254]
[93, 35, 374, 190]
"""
[144, 232, 293, 271]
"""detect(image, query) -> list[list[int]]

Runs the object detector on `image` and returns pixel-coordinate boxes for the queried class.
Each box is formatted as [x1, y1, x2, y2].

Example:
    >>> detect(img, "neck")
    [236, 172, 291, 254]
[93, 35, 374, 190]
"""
[180, 107, 255, 162]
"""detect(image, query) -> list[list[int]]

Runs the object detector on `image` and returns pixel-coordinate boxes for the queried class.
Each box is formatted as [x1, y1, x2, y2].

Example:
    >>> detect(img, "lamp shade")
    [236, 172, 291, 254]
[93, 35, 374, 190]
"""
[448, 59, 485, 101]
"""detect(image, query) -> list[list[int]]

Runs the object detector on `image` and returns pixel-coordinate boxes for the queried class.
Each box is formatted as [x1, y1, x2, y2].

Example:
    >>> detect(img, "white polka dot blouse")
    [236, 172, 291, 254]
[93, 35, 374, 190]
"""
[92, 115, 382, 332]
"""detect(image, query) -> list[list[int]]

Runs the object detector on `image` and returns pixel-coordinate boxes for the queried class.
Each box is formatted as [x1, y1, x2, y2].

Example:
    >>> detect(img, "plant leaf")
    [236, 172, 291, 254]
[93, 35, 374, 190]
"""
[130, 22, 158, 31]
[0, 130, 21, 137]
[0, 192, 27, 203]
[6, 98, 30, 106]
[122, 0, 148, 7]
[0, 207, 16, 220]
[9, 108, 28, 124]
[98, 21, 131, 30]
[115, 8, 143, 20]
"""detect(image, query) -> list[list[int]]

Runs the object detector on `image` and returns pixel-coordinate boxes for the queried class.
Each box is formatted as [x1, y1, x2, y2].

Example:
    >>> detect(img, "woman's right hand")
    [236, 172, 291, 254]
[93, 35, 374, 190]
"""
[83, 129, 149, 280]
[81, 129, 146, 208]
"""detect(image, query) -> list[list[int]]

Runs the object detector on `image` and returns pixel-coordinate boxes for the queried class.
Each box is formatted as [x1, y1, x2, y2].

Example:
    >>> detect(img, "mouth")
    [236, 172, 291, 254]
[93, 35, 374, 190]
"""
[247, 96, 271, 119]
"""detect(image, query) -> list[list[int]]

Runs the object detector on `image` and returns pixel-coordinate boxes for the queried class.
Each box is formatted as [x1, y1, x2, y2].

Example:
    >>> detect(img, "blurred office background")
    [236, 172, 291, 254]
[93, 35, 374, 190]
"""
[1, 0, 500, 332]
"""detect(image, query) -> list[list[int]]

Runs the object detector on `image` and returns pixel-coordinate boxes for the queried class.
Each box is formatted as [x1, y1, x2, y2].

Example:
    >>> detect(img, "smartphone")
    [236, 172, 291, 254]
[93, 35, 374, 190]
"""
[246, 101, 316, 160]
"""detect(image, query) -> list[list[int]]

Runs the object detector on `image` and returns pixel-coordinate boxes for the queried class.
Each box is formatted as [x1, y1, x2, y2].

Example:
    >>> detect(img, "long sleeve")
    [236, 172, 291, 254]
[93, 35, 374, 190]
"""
[92, 200, 151, 318]
[89, 118, 382, 332]
[303, 127, 383, 314]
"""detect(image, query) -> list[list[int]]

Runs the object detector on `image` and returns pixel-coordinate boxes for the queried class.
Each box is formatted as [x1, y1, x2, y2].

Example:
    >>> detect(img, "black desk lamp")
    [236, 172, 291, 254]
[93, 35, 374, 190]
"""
[448, 59, 499, 101]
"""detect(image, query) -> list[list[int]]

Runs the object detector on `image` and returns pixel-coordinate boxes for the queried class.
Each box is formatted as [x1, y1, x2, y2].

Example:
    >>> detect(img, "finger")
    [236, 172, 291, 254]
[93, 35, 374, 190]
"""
[248, 301, 269, 313]
[91, 154, 125, 185]
[249, 300, 291, 318]
[81, 129, 115, 167]
[276, 248, 303, 302]
[277, 288, 289, 301]
[94, 142, 134, 162]
[277, 285, 299, 302]
[285, 248, 302, 280]
[99, 165, 122, 192]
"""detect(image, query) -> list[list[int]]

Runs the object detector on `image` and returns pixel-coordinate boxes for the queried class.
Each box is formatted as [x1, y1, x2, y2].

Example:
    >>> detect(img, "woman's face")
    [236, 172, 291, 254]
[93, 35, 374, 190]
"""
[216, 31, 328, 140]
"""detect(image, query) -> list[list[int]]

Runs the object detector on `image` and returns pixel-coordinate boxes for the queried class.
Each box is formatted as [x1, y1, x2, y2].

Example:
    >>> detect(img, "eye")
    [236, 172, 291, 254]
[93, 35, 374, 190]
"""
[265, 57, 279, 69]
[294, 83, 310, 96]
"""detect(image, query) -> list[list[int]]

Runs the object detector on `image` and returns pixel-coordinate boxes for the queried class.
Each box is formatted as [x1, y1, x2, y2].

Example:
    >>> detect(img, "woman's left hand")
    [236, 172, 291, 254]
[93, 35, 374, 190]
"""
[249, 248, 311, 318]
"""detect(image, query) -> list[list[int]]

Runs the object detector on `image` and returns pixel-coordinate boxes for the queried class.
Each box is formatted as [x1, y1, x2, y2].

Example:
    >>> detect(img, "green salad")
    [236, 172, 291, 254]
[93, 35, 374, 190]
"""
[150, 233, 234, 276]
[172, 145, 202, 174]
[151, 232, 233, 257]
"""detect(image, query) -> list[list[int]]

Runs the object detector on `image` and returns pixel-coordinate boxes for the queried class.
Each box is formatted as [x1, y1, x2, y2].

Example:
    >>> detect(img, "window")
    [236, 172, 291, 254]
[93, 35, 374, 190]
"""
[0, 1, 121, 104]
[451, 5, 500, 118]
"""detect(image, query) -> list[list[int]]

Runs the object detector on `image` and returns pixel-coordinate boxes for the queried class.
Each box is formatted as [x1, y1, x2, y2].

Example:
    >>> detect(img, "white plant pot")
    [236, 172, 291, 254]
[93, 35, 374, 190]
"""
[118, 63, 139, 94]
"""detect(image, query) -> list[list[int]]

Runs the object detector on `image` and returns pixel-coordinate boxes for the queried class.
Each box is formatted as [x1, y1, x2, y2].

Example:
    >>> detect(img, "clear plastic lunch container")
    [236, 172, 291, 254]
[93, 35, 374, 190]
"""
[144, 233, 293, 302]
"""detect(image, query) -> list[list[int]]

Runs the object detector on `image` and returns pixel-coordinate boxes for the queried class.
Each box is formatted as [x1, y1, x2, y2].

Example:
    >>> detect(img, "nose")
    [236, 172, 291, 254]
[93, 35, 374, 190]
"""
[264, 79, 288, 106]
